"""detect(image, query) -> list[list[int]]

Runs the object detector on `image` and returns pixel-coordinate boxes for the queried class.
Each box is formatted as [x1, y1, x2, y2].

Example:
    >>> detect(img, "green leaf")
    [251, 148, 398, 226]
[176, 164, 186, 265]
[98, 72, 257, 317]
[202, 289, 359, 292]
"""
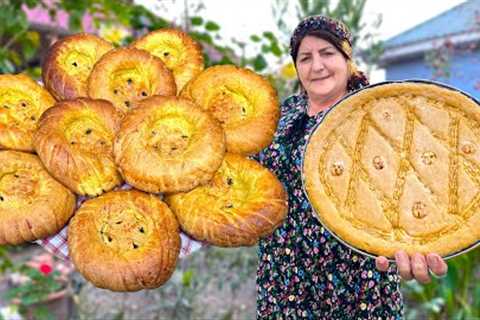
[21, 292, 45, 306]
[253, 55, 267, 71]
[190, 16, 203, 26]
[261, 44, 270, 54]
[216, 56, 234, 66]
[182, 270, 194, 287]
[26, 66, 42, 79]
[262, 31, 275, 41]
[474, 286, 480, 313]
[24, 0, 40, 9]
[31, 305, 54, 320]
[68, 10, 83, 31]
[189, 32, 213, 45]
[150, 18, 170, 30]
[250, 35, 261, 42]
[20, 31, 40, 61]
[444, 260, 459, 294]
[0, 245, 13, 272]
[203, 53, 212, 67]
[205, 21, 220, 31]
[270, 42, 283, 57]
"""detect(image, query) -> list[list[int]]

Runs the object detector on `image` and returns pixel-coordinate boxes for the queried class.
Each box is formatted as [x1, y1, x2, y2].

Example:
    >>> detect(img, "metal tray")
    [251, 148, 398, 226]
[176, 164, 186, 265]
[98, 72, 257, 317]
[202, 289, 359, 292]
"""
[300, 79, 480, 261]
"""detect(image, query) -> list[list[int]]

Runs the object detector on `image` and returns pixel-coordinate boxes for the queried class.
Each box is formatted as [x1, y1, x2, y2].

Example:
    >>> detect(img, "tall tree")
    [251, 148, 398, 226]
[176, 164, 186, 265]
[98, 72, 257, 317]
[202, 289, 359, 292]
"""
[272, 0, 383, 67]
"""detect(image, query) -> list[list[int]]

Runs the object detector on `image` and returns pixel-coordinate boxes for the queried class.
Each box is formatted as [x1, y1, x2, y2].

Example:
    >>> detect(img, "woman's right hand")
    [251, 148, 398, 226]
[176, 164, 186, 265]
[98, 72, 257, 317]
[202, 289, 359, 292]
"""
[375, 250, 448, 284]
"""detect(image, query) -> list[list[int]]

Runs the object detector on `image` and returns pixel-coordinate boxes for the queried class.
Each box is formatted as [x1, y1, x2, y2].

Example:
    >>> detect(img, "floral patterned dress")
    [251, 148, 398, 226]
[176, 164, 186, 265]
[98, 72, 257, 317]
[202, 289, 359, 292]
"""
[256, 93, 404, 319]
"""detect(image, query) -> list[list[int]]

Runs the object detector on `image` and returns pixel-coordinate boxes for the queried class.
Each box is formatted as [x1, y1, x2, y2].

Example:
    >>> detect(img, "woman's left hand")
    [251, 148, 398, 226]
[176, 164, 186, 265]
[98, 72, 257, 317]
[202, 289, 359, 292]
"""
[375, 250, 448, 284]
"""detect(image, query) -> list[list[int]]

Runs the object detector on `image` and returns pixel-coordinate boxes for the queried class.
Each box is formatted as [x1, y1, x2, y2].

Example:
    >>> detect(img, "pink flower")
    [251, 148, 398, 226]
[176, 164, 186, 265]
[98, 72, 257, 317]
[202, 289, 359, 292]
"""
[39, 263, 53, 276]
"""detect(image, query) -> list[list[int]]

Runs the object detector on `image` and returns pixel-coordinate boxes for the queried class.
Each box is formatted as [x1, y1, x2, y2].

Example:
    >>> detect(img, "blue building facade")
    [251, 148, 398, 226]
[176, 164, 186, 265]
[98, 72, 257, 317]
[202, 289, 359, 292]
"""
[379, 0, 480, 98]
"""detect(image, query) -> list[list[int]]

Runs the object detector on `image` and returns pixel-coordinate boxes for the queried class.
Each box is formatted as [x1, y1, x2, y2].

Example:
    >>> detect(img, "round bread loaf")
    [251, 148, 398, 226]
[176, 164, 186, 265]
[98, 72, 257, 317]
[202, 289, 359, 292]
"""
[34, 98, 123, 196]
[180, 65, 279, 155]
[68, 190, 180, 291]
[0, 151, 75, 245]
[166, 153, 287, 246]
[114, 95, 225, 193]
[0, 74, 55, 152]
[132, 28, 204, 93]
[88, 47, 176, 113]
[42, 33, 113, 100]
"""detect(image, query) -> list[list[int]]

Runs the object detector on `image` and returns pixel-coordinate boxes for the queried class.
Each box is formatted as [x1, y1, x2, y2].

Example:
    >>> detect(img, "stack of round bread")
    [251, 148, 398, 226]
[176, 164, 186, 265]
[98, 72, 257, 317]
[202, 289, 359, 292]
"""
[0, 29, 287, 292]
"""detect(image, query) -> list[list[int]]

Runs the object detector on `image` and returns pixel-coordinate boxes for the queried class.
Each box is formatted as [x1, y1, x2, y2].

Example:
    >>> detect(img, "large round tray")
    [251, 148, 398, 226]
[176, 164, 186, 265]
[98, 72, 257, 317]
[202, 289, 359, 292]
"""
[302, 79, 480, 261]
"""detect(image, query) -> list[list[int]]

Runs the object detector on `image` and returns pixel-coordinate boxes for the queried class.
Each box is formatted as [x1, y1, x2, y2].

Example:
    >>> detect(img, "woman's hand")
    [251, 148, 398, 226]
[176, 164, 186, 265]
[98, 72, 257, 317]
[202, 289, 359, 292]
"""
[375, 250, 448, 284]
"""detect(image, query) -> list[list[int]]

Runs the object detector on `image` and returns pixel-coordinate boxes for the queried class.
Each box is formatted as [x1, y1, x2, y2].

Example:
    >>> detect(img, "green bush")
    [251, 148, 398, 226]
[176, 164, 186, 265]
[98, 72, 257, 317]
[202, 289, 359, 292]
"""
[403, 248, 480, 319]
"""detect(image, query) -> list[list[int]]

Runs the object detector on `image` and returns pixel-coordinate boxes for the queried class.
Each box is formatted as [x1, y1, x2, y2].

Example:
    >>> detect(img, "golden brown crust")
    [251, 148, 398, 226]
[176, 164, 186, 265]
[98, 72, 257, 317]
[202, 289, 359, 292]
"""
[33, 98, 123, 196]
[304, 82, 480, 258]
[132, 28, 204, 93]
[42, 33, 113, 100]
[166, 153, 287, 246]
[0, 151, 76, 245]
[180, 65, 279, 155]
[0, 74, 56, 152]
[114, 95, 225, 193]
[87, 47, 177, 113]
[68, 190, 180, 292]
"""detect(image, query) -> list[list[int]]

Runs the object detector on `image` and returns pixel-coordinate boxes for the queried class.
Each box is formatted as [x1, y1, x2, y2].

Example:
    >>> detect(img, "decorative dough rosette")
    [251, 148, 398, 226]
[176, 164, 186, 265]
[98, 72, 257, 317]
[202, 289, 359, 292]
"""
[34, 98, 123, 196]
[68, 190, 180, 291]
[0, 74, 55, 152]
[0, 151, 75, 245]
[180, 65, 279, 155]
[132, 28, 204, 93]
[114, 95, 225, 193]
[42, 33, 113, 100]
[88, 47, 176, 113]
[166, 153, 287, 246]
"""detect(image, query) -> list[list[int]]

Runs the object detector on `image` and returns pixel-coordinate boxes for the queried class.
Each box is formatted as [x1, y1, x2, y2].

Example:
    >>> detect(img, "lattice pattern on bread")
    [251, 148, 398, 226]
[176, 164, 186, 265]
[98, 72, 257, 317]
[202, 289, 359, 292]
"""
[304, 82, 480, 258]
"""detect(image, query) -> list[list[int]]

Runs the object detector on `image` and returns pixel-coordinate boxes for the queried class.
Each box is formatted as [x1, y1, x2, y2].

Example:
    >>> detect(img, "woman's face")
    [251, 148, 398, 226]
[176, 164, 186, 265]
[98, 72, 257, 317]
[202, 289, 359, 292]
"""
[295, 36, 349, 102]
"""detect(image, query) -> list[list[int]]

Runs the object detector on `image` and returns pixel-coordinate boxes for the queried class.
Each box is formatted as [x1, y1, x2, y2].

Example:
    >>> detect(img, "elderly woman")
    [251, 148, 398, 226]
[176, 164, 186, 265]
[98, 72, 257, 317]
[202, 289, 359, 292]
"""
[256, 15, 448, 319]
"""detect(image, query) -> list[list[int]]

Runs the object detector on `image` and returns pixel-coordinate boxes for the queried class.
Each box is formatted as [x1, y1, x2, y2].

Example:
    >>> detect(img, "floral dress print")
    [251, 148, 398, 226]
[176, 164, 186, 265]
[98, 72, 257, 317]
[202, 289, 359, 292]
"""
[256, 93, 404, 319]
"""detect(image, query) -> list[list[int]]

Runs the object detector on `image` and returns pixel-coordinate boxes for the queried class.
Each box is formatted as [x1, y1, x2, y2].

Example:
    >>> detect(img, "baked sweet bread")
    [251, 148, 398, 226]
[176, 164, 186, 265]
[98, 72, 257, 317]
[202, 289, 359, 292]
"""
[0, 150, 76, 245]
[303, 81, 480, 258]
[132, 28, 204, 93]
[68, 190, 180, 291]
[42, 33, 113, 100]
[114, 95, 225, 193]
[0, 74, 56, 152]
[87, 47, 177, 113]
[33, 98, 123, 196]
[180, 65, 279, 155]
[166, 153, 287, 246]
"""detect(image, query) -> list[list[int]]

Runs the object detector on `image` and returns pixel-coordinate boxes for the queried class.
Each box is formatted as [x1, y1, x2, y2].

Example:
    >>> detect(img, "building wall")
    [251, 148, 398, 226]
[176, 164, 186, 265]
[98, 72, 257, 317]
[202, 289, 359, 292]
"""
[385, 48, 480, 99]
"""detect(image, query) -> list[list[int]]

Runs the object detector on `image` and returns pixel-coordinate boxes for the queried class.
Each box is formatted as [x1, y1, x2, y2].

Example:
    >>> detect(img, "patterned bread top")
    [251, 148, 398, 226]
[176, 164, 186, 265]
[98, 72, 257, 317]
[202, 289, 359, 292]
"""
[0, 150, 75, 245]
[0, 74, 56, 152]
[304, 81, 480, 258]
[114, 95, 225, 193]
[166, 153, 288, 247]
[42, 33, 113, 100]
[132, 28, 204, 93]
[180, 65, 279, 155]
[34, 98, 124, 196]
[87, 47, 177, 113]
[68, 190, 181, 291]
